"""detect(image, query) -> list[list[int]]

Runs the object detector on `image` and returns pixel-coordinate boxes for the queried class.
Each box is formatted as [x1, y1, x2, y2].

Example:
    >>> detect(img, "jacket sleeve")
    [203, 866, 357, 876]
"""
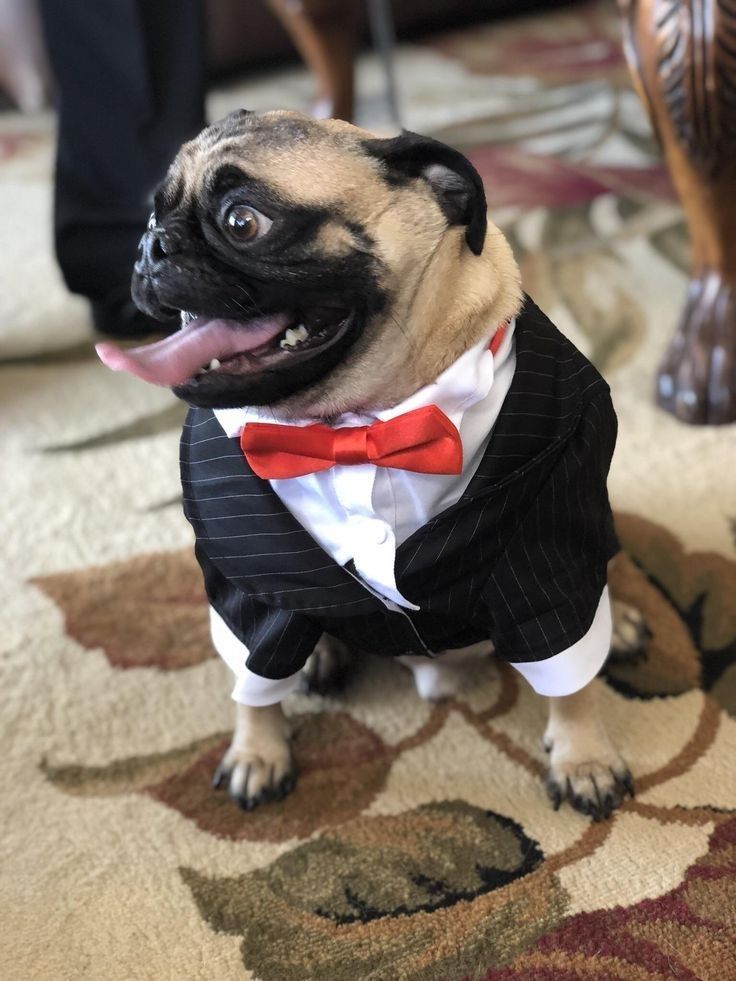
[480, 390, 620, 665]
[196, 542, 322, 680]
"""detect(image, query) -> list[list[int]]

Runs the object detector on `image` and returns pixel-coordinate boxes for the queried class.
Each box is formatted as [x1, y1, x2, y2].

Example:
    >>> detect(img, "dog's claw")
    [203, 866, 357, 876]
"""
[216, 753, 297, 812]
[545, 757, 632, 821]
[545, 775, 562, 810]
[269, 773, 296, 803]
[591, 775, 604, 816]
[545, 778, 562, 810]
[573, 794, 592, 818]
[212, 764, 228, 790]
[212, 704, 294, 810]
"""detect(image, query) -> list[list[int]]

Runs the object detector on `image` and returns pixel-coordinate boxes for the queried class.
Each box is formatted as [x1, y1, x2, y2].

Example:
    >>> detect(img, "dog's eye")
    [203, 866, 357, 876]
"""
[223, 205, 272, 243]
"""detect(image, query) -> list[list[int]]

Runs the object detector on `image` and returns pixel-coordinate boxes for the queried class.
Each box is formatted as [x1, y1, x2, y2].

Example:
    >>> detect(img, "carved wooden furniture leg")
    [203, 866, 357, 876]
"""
[265, 0, 358, 122]
[620, 0, 736, 424]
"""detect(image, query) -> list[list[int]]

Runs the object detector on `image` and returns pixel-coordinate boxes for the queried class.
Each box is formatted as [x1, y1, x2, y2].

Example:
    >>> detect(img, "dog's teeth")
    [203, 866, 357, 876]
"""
[280, 325, 310, 350]
[197, 358, 221, 374]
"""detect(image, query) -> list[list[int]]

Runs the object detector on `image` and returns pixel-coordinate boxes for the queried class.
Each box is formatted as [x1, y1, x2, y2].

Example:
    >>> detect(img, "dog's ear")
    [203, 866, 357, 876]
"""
[363, 131, 487, 255]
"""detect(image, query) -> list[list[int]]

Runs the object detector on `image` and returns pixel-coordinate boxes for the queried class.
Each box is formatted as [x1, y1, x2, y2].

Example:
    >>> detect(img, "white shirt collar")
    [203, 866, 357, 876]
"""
[214, 319, 515, 438]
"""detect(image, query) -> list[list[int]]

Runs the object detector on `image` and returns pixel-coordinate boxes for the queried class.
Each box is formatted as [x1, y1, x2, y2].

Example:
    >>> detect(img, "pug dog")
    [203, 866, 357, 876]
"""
[97, 109, 646, 821]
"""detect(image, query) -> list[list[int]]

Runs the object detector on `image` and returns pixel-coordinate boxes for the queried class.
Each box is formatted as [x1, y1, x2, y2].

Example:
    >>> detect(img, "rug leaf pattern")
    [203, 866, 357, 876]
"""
[35, 512, 736, 975]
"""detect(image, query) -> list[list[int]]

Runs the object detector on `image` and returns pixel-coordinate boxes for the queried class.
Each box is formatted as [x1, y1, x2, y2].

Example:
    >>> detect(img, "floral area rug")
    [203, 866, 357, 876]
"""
[2, 2, 736, 978]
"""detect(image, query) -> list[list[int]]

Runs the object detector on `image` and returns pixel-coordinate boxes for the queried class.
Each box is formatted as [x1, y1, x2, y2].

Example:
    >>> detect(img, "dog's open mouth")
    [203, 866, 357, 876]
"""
[95, 307, 354, 387]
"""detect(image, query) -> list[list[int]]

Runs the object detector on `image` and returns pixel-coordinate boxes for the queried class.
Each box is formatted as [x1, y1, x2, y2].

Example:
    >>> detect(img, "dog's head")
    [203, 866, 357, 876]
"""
[98, 110, 521, 417]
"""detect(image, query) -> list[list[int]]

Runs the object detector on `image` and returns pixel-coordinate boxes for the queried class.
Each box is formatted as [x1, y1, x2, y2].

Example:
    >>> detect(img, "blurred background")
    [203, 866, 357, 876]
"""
[2, 3, 736, 978]
[0, 0, 679, 359]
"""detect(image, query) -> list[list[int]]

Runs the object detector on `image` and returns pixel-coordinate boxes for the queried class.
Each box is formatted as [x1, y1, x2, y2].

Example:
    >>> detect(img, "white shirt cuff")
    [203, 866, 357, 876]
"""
[209, 606, 303, 707]
[508, 586, 612, 697]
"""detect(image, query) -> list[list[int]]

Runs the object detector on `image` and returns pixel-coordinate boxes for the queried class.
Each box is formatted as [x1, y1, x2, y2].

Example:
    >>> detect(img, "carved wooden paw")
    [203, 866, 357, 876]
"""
[657, 272, 736, 424]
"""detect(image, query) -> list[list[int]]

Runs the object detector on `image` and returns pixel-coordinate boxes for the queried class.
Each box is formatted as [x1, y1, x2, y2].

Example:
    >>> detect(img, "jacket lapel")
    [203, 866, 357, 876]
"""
[180, 409, 382, 614]
[394, 297, 601, 593]
[459, 296, 585, 498]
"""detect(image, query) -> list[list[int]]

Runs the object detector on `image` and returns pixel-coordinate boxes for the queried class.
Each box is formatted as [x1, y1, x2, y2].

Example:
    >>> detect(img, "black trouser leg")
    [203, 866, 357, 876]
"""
[38, 0, 206, 306]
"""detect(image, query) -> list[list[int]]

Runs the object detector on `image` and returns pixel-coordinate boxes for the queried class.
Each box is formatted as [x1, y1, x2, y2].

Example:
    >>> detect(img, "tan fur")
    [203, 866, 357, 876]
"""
[174, 111, 384, 212]
[314, 219, 360, 256]
[276, 218, 521, 419]
[168, 112, 524, 419]
[303, 138, 522, 415]
[218, 703, 292, 803]
[544, 679, 632, 816]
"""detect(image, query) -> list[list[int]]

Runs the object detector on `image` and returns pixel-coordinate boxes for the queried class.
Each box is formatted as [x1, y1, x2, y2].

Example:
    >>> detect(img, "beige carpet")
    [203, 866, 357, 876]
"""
[2, 3, 736, 978]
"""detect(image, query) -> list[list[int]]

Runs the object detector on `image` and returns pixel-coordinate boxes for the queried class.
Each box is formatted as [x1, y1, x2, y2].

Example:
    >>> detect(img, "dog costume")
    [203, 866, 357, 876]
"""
[180, 297, 619, 705]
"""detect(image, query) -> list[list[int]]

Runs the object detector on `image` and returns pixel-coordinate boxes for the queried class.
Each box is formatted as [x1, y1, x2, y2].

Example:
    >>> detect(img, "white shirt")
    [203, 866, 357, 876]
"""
[209, 320, 611, 705]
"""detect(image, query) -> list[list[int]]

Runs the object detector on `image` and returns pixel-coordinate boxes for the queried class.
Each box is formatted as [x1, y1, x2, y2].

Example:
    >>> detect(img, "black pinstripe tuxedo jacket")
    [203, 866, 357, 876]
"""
[180, 297, 619, 681]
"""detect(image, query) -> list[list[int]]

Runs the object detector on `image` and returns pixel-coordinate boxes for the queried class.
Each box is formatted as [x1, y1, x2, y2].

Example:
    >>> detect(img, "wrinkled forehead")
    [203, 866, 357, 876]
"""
[164, 110, 385, 210]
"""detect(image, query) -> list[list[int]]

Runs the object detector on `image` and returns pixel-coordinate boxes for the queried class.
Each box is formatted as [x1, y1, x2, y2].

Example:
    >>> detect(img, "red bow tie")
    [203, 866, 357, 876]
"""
[241, 324, 509, 480]
[241, 404, 463, 479]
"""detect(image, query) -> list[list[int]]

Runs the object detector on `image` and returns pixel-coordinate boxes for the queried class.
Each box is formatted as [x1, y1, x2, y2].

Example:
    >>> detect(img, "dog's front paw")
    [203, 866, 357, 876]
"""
[301, 634, 352, 696]
[213, 704, 296, 811]
[213, 743, 296, 811]
[610, 599, 650, 664]
[544, 741, 634, 821]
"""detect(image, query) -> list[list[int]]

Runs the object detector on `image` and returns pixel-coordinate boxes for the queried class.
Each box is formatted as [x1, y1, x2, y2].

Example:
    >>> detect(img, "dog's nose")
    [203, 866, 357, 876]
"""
[136, 223, 185, 272]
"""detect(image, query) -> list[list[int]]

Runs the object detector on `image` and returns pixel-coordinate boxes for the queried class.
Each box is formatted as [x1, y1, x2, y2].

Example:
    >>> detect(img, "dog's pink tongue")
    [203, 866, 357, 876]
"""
[95, 315, 291, 386]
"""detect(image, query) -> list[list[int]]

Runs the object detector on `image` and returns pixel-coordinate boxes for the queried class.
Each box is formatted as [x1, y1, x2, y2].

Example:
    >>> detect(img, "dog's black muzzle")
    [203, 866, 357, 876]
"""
[131, 222, 191, 322]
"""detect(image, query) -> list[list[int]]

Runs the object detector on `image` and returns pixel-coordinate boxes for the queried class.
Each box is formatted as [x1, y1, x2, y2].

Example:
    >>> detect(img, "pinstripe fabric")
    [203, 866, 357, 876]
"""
[180, 297, 619, 680]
